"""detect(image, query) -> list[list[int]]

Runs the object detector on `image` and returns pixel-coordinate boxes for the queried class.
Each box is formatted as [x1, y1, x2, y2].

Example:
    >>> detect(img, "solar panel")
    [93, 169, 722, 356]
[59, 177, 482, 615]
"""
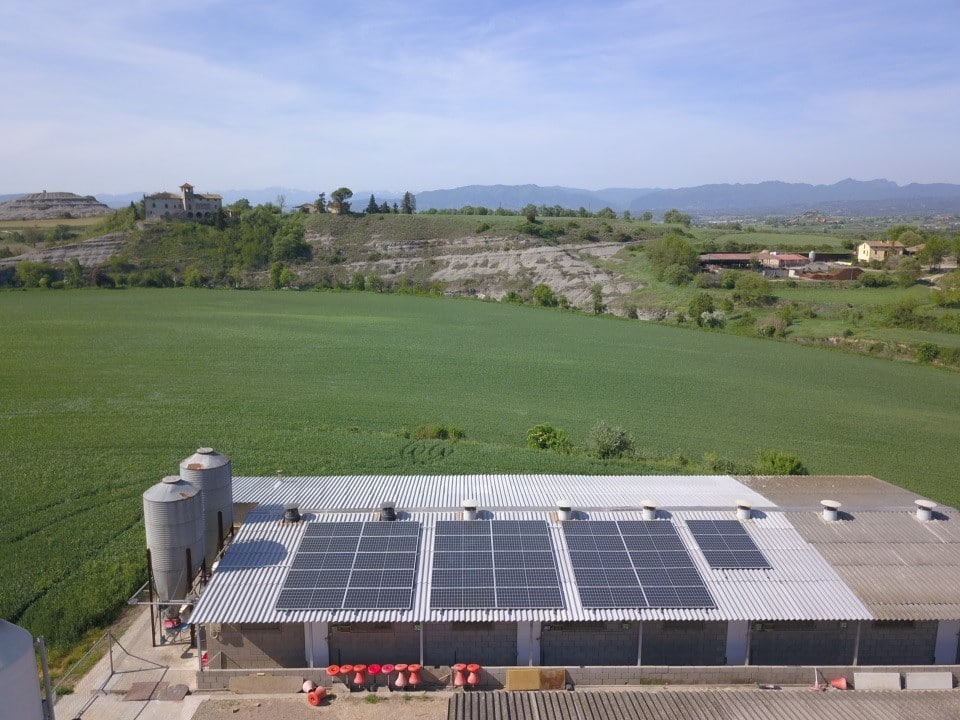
[686, 520, 772, 569]
[276, 522, 422, 611]
[429, 520, 564, 609]
[562, 520, 714, 609]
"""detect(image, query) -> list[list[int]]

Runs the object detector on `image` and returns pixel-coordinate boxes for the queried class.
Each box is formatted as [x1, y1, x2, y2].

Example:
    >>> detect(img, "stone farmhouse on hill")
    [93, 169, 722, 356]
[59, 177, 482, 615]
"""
[144, 182, 222, 221]
[857, 241, 905, 264]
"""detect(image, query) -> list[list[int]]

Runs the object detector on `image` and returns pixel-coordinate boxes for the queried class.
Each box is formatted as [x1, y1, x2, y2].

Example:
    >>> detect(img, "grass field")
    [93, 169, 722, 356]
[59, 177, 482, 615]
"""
[3, 288, 960, 647]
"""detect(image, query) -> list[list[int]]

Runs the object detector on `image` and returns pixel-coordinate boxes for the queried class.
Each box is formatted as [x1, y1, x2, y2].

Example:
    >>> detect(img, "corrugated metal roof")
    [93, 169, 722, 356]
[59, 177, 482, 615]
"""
[230, 474, 775, 512]
[191, 504, 869, 625]
[449, 690, 960, 720]
[788, 509, 960, 620]
[737, 475, 930, 510]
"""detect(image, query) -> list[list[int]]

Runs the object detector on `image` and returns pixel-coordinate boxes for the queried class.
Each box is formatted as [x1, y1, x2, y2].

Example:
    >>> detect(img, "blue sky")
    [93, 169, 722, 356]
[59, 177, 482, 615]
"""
[1, 0, 958, 194]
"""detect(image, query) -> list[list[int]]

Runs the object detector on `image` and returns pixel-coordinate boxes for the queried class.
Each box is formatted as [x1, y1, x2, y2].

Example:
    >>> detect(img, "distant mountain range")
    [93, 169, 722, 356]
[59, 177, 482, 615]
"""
[4, 179, 960, 217]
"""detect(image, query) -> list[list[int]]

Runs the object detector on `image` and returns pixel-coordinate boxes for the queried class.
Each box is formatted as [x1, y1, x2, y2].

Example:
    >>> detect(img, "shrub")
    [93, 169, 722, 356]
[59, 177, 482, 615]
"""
[532, 283, 559, 307]
[703, 452, 754, 475]
[414, 424, 464, 441]
[527, 424, 571, 453]
[689, 293, 715, 325]
[915, 343, 940, 364]
[755, 450, 808, 475]
[590, 421, 634, 459]
[733, 273, 773, 306]
[661, 263, 692, 286]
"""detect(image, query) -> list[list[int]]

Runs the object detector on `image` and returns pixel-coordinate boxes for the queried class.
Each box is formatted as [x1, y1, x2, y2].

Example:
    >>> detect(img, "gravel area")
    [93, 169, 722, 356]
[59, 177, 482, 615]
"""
[194, 691, 450, 720]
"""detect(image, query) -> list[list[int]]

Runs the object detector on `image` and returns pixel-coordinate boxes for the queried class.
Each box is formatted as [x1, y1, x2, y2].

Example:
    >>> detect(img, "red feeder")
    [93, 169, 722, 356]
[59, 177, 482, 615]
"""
[339, 664, 353, 685]
[453, 662, 467, 687]
[394, 663, 408, 689]
[381, 663, 395, 675]
[352, 663, 367, 687]
[326, 664, 341, 677]
[307, 690, 321, 706]
[408, 663, 422, 688]
[368, 663, 382, 676]
[466, 663, 481, 687]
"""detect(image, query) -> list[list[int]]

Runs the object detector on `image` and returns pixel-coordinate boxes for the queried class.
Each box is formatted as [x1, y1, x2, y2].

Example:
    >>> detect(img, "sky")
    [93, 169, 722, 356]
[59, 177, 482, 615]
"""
[1, 0, 958, 195]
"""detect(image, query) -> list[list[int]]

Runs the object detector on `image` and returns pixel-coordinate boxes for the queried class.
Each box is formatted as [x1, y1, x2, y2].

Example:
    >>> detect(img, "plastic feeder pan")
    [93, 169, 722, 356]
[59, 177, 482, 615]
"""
[326, 664, 341, 676]
[368, 663, 382, 675]
[381, 663, 395, 674]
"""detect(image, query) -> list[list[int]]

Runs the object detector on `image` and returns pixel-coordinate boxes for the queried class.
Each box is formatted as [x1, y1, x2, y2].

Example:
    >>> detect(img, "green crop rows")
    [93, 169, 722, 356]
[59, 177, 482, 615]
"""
[3, 288, 959, 645]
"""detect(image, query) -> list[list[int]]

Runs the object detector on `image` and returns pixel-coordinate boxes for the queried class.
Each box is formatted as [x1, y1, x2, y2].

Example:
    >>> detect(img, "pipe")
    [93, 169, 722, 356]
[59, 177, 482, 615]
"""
[820, 500, 841, 522]
[641, 500, 657, 521]
[735, 500, 751, 521]
[915, 499, 936, 522]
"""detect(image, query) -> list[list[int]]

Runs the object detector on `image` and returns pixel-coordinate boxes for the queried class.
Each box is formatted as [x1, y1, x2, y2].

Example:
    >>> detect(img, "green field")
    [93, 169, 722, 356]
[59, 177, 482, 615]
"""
[3, 289, 960, 646]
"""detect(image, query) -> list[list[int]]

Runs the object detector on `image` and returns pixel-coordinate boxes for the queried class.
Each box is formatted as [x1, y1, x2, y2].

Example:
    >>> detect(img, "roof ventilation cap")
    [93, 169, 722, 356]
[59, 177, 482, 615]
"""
[283, 504, 301, 523]
[641, 500, 657, 521]
[380, 501, 397, 522]
[820, 499, 841, 522]
[556, 499, 573, 522]
[735, 500, 752, 521]
[462, 499, 478, 521]
[915, 499, 936, 522]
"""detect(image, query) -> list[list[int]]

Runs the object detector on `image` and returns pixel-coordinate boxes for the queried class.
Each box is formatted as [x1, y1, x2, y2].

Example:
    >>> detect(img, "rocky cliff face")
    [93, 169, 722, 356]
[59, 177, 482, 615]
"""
[0, 192, 112, 220]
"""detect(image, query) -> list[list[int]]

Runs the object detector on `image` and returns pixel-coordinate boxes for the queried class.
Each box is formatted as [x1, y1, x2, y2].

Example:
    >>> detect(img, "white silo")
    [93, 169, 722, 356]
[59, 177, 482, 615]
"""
[0, 621, 44, 720]
[179, 447, 233, 564]
[143, 475, 205, 602]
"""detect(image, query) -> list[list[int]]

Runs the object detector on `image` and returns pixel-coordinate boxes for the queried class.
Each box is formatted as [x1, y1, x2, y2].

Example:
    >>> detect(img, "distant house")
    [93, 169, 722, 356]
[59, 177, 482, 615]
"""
[144, 182, 222, 221]
[857, 241, 905, 264]
[297, 203, 318, 214]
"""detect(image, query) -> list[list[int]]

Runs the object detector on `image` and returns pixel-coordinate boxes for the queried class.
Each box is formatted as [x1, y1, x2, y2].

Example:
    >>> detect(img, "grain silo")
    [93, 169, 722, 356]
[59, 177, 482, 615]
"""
[143, 475, 205, 602]
[179, 447, 233, 563]
[0, 621, 44, 720]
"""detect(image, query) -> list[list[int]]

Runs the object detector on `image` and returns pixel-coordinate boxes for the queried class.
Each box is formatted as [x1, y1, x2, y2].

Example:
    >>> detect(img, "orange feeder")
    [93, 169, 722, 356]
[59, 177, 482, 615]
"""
[453, 662, 467, 687]
[326, 664, 340, 677]
[381, 663, 395, 675]
[352, 663, 367, 687]
[407, 663, 422, 688]
[394, 663, 408, 689]
[466, 663, 481, 687]
[307, 690, 321, 706]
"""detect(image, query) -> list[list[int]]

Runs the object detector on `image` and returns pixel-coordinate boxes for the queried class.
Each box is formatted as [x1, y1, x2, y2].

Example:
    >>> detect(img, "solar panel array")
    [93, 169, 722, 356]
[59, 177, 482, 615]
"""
[431, 520, 564, 609]
[276, 522, 421, 611]
[686, 520, 771, 569]
[562, 520, 715, 609]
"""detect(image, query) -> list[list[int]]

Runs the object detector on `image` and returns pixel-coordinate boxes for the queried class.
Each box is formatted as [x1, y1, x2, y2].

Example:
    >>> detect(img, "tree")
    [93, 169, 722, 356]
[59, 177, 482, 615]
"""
[622, 210, 632, 220]
[379, 201, 390, 213]
[641, 211, 653, 222]
[934, 269, 960, 307]
[392, 202, 399, 213]
[689, 292, 715, 325]
[663, 208, 692, 226]
[15, 260, 56, 288]
[401, 191, 416, 214]
[733, 273, 773, 305]
[647, 233, 698, 281]
[276, 194, 286, 213]
[893, 256, 922, 287]
[366, 194, 379, 214]
[590, 421, 633, 459]
[315, 192, 326, 213]
[331, 187, 353, 213]
[522, 204, 537, 222]
[65, 257, 84, 288]
[532, 283, 559, 307]
[527, 424, 571, 453]
[755, 450, 808, 475]
[590, 283, 606, 314]
[919, 235, 947, 270]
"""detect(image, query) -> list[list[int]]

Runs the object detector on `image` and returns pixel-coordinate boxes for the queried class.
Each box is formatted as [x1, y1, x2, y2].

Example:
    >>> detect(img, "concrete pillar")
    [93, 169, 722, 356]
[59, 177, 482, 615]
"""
[726, 621, 749, 665]
[637, 621, 643, 666]
[516, 621, 540, 665]
[935, 620, 960, 664]
[304, 621, 329, 668]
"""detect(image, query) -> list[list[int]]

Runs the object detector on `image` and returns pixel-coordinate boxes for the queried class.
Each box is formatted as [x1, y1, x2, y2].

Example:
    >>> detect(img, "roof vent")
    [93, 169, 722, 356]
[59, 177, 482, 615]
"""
[462, 499, 478, 521]
[641, 500, 657, 521]
[283, 504, 301, 523]
[915, 499, 937, 522]
[380, 501, 397, 522]
[557, 499, 573, 522]
[820, 499, 841, 522]
[735, 500, 752, 521]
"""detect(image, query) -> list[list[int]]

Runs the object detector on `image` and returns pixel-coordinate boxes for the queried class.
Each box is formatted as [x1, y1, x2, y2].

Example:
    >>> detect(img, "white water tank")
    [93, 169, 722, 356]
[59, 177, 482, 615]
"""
[179, 447, 233, 563]
[0, 621, 43, 720]
[143, 476, 205, 602]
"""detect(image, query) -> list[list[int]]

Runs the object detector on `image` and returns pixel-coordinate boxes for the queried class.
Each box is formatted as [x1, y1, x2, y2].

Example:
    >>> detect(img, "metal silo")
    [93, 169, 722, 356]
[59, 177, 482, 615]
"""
[0, 621, 43, 720]
[143, 475, 205, 602]
[179, 447, 233, 563]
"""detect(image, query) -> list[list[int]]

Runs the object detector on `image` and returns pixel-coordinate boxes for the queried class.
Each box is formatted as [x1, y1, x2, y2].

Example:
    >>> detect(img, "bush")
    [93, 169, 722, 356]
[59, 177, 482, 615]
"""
[661, 263, 692, 286]
[915, 343, 940, 364]
[527, 424, 571, 453]
[733, 273, 773, 306]
[689, 293, 715, 325]
[590, 421, 634, 459]
[703, 452, 754, 475]
[414, 424, 464, 441]
[755, 450, 808, 475]
[532, 283, 559, 307]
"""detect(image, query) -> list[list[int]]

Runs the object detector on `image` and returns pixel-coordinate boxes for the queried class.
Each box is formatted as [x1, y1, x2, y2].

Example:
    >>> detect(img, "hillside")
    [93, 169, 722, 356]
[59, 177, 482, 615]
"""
[0, 192, 112, 220]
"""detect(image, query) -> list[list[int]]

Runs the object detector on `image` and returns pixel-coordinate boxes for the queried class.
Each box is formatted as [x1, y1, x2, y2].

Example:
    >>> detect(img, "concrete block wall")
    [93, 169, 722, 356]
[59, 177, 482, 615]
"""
[329, 623, 420, 666]
[197, 664, 960, 692]
[858, 621, 938, 665]
[423, 622, 516, 667]
[642, 621, 727, 665]
[541, 622, 638, 666]
[204, 623, 305, 669]
[750, 621, 856, 666]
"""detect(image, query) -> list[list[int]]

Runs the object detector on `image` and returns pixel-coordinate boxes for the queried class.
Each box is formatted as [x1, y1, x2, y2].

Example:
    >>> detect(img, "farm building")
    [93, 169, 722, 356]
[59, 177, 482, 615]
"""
[182, 469, 960, 684]
[144, 182, 222, 221]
